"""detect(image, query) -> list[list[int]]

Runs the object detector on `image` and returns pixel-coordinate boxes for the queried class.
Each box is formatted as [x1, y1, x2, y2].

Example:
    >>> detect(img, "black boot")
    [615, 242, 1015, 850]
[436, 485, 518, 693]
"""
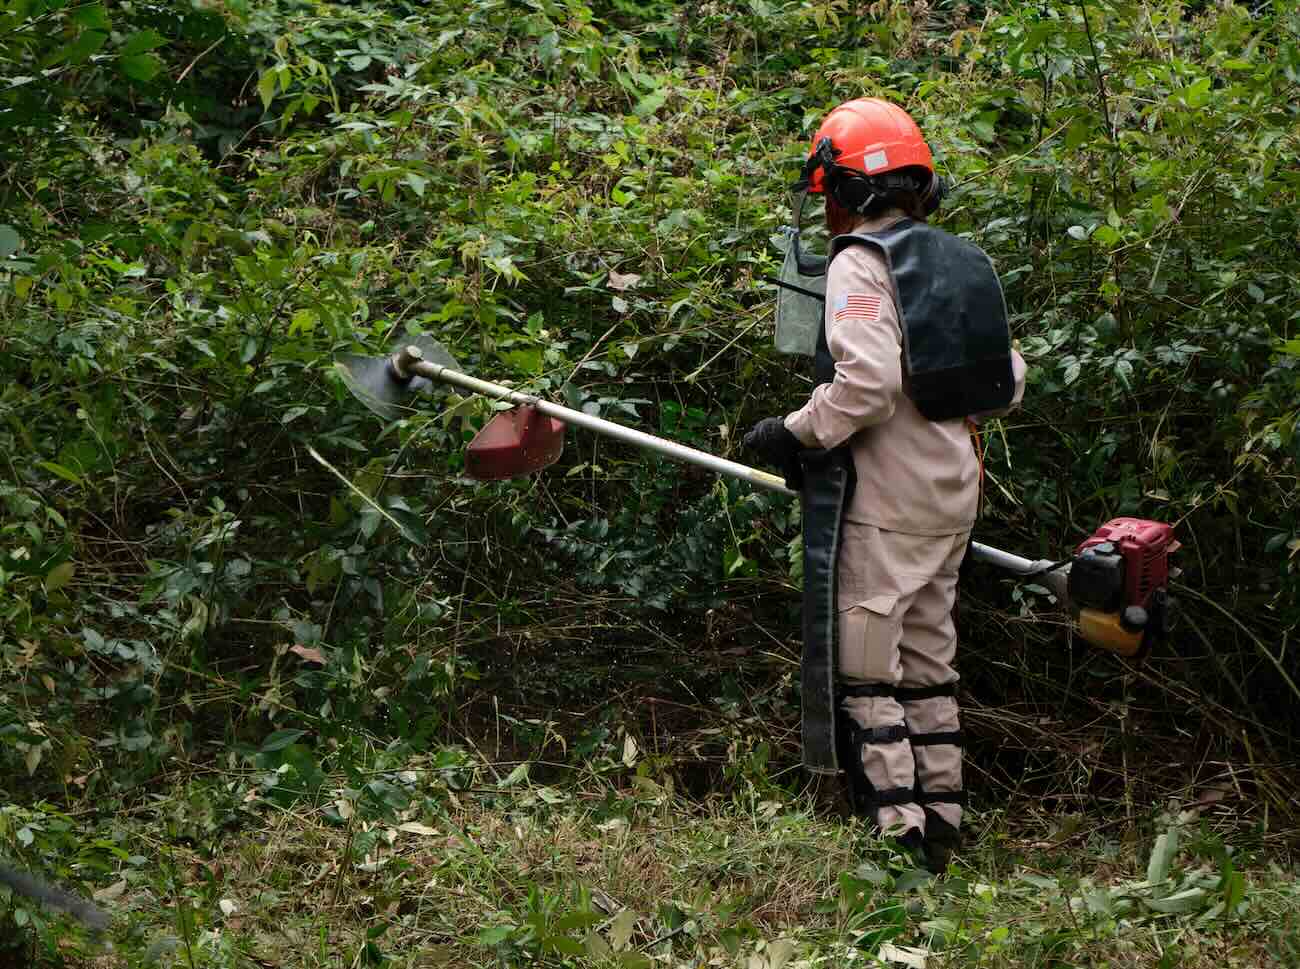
[893, 827, 928, 869]
[922, 809, 961, 873]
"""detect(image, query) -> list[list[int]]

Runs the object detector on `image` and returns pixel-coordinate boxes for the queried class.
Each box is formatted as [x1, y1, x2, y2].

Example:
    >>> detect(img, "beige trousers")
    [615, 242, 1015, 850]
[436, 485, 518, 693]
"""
[837, 523, 967, 835]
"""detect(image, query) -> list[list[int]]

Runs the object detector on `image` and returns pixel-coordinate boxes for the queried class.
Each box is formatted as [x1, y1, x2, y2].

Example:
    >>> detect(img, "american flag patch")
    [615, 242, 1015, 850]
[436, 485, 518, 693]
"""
[832, 292, 882, 324]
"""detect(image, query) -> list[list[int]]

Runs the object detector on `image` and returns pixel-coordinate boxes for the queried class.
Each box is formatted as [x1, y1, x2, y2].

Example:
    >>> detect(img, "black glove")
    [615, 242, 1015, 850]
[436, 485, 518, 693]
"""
[743, 417, 804, 490]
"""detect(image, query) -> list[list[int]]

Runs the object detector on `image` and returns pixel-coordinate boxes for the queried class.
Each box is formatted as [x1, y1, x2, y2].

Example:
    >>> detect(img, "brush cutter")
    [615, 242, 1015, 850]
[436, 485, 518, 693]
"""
[336, 337, 1178, 661]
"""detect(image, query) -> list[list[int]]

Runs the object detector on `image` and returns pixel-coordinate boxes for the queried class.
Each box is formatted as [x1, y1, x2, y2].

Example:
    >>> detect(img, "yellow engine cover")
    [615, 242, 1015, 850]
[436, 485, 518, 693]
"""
[1077, 609, 1144, 658]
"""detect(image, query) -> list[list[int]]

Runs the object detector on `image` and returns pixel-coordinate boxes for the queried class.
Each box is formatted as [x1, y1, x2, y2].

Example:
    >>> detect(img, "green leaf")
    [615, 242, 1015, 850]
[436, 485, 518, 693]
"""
[1184, 77, 1212, 108]
[546, 936, 586, 957]
[499, 762, 529, 788]
[552, 911, 602, 935]
[120, 53, 163, 82]
[1221, 857, 1245, 916]
[895, 869, 933, 892]
[71, 3, 110, 29]
[37, 460, 86, 487]
[289, 308, 317, 334]
[633, 89, 667, 117]
[609, 909, 637, 951]
[724, 547, 754, 577]
[260, 729, 308, 753]
[1147, 828, 1178, 886]
[258, 69, 278, 111]
[400, 172, 427, 198]
[1064, 119, 1091, 151]
[502, 347, 542, 374]
[1143, 887, 1208, 914]
[0, 224, 20, 259]
[384, 507, 429, 544]
[478, 925, 514, 945]
[121, 29, 167, 56]
[538, 31, 559, 64]
[1093, 225, 1122, 246]
[46, 30, 108, 67]
[44, 562, 75, 593]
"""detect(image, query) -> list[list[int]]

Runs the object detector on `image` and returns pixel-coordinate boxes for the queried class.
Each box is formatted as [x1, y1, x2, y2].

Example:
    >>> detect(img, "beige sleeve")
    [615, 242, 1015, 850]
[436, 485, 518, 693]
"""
[1010, 348, 1027, 406]
[783, 245, 903, 449]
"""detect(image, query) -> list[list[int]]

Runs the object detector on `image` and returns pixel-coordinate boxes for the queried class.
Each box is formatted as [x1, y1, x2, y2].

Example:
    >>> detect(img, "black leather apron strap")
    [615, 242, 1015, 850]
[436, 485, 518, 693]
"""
[798, 445, 855, 773]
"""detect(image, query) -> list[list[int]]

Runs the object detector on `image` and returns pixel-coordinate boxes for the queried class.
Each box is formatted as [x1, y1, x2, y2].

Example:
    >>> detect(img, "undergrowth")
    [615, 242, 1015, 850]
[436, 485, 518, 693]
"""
[3, 747, 1298, 968]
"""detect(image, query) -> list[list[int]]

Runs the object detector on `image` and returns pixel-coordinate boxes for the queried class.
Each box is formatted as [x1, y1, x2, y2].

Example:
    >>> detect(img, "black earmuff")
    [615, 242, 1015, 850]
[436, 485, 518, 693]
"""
[921, 172, 947, 216]
[828, 167, 944, 217]
[827, 169, 876, 214]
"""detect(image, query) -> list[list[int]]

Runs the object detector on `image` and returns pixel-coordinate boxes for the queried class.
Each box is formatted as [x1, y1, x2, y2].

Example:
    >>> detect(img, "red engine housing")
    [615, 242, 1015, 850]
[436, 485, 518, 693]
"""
[1075, 518, 1180, 610]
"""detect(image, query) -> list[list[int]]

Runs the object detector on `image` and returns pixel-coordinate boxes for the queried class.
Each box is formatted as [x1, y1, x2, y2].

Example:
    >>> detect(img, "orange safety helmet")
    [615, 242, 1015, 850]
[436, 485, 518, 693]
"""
[794, 98, 943, 216]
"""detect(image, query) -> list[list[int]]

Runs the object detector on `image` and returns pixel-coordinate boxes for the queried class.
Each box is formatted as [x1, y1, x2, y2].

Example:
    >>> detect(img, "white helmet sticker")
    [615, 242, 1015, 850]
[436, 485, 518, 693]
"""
[863, 149, 889, 172]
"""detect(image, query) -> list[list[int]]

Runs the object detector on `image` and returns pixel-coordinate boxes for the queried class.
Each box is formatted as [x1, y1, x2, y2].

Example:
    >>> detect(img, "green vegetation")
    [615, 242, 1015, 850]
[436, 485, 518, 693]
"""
[1, 0, 1297, 965]
[10, 768, 1300, 967]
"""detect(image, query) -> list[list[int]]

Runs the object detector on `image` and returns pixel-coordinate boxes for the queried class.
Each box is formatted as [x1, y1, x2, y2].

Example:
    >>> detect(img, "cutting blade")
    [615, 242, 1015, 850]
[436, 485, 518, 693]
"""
[335, 335, 460, 421]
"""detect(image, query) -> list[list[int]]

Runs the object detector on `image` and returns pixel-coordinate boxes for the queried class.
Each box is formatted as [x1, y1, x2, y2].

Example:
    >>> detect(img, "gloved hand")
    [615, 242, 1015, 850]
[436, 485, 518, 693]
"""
[743, 417, 804, 490]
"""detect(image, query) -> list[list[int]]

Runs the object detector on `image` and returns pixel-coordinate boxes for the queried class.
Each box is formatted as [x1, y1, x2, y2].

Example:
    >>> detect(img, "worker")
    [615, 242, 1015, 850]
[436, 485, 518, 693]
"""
[744, 98, 1027, 872]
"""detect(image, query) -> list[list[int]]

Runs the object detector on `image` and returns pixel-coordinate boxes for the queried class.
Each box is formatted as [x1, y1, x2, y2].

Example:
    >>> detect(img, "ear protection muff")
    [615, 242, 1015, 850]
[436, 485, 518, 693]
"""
[828, 168, 944, 217]
[920, 172, 946, 216]
[825, 168, 877, 214]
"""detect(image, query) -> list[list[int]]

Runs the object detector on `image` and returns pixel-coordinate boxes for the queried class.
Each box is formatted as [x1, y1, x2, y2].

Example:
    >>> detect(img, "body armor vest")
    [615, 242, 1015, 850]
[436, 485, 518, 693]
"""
[819, 219, 1014, 421]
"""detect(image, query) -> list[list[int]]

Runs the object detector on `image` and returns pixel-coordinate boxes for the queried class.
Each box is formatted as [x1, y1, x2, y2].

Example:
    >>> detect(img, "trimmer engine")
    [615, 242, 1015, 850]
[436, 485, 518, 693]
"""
[1067, 518, 1180, 657]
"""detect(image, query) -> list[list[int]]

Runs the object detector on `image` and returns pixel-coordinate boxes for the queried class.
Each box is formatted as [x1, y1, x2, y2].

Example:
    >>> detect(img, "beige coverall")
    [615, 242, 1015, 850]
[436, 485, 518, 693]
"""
[784, 211, 1027, 836]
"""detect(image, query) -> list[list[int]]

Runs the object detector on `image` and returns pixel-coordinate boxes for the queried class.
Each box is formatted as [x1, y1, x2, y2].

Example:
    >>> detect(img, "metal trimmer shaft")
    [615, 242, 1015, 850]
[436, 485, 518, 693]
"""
[389, 344, 1065, 594]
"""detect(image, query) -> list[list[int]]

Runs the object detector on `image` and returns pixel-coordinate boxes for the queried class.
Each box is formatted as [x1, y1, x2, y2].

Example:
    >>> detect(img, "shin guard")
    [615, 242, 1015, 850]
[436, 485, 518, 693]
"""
[898, 682, 965, 829]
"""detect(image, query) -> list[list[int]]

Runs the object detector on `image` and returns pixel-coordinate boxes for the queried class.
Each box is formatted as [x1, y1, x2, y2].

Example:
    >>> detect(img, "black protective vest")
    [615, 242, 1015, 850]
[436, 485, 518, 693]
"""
[817, 219, 1014, 421]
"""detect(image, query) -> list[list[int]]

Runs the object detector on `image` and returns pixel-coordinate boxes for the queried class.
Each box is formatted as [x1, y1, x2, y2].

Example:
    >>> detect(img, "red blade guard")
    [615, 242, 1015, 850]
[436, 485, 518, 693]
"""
[465, 405, 565, 481]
